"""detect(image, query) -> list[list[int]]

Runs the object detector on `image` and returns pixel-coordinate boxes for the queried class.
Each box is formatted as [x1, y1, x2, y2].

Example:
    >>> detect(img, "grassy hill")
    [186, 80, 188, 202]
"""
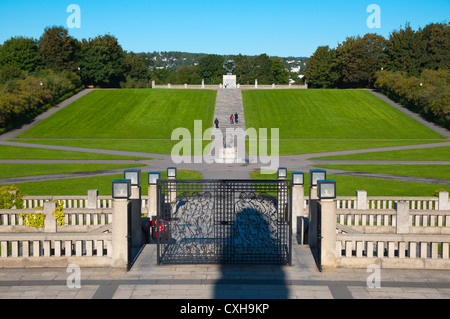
[18, 89, 217, 139]
[242, 89, 445, 139]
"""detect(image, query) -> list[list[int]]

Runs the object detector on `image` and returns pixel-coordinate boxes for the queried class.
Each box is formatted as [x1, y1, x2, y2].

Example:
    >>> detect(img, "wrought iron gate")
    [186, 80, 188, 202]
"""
[156, 179, 292, 265]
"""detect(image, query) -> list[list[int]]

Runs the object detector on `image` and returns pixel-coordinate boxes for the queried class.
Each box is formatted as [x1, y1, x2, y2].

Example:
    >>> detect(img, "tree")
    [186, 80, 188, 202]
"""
[384, 23, 426, 77]
[252, 54, 273, 84]
[337, 33, 386, 87]
[78, 35, 125, 87]
[121, 52, 152, 87]
[304, 46, 340, 88]
[271, 58, 289, 84]
[421, 22, 450, 70]
[0, 36, 41, 72]
[228, 54, 253, 84]
[39, 26, 78, 72]
[198, 54, 224, 84]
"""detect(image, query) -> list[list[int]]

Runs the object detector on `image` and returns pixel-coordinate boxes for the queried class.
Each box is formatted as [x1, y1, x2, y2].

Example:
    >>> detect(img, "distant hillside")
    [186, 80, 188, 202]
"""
[138, 51, 308, 73]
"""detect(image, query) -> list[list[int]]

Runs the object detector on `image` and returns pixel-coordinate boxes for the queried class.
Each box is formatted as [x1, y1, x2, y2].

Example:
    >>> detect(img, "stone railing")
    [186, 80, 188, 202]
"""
[0, 190, 145, 269]
[151, 82, 307, 90]
[0, 200, 114, 268]
[335, 233, 450, 270]
[312, 190, 450, 270]
[23, 193, 112, 209]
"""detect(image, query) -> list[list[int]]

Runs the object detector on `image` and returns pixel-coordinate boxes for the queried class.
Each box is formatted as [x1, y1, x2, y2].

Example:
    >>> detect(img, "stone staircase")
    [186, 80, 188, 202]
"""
[213, 89, 246, 136]
[212, 89, 247, 163]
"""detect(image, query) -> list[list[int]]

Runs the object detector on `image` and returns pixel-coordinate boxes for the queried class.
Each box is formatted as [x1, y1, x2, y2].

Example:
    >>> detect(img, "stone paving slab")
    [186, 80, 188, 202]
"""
[0, 244, 449, 301]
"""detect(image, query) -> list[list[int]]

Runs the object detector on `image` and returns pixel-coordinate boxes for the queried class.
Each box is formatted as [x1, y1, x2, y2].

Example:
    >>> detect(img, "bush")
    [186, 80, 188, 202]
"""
[0, 185, 24, 209]
[375, 69, 450, 129]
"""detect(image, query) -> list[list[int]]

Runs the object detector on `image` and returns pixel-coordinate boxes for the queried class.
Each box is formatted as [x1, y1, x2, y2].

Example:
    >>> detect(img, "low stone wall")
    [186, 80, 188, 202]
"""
[151, 83, 307, 90]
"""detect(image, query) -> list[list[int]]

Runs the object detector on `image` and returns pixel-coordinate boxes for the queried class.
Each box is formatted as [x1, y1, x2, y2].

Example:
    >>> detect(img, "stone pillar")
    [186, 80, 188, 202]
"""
[44, 201, 57, 233]
[292, 184, 305, 242]
[356, 190, 367, 210]
[201, 79, 205, 88]
[112, 199, 130, 268]
[438, 191, 449, 210]
[319, 200, 337, 269]
[87, 190, 98, 209]
[395, 201, 410, 234]
[308, 186, 318, 247]
[184, 83, 187, 88]
[148, 184, 157, 218]
[255, 79, 258, 88]
[151, 79, 155, 88]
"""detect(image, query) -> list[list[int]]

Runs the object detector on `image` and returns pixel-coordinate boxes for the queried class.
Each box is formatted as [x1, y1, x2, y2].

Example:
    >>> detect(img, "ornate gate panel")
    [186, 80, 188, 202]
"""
[156, 179, 291, 265]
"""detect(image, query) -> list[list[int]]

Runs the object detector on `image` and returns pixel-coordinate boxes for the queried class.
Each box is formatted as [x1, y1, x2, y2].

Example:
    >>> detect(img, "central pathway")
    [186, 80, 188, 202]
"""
[213, 89, 246, 137]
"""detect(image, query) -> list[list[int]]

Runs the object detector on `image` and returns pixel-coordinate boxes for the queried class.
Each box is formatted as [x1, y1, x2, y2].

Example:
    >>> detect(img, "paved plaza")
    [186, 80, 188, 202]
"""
[0, 243, 449, 299]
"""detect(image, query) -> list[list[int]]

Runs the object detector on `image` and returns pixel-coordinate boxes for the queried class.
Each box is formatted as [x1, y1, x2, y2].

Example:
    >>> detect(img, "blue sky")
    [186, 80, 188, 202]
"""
[0, 0, 448, 57]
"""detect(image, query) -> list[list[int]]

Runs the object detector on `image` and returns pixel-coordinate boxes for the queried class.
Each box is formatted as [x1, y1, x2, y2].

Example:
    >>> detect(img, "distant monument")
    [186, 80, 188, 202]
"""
[223, 60, 237, 89]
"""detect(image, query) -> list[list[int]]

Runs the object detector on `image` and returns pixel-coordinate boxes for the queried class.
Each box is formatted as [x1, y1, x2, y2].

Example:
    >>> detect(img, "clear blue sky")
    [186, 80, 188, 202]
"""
[0, 0, 448, 57]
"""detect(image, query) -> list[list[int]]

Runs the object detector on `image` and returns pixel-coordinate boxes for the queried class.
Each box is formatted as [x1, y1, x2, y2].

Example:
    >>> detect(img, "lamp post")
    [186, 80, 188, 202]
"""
[148, 172, 160, 219]
[112, 179, 131, 200]
[112, 179, 131, 268]
[317, 179, 337, 270]
[292, 172, 305, 244]
[167, 167, 177, 203]
[124, 169, 144, 248]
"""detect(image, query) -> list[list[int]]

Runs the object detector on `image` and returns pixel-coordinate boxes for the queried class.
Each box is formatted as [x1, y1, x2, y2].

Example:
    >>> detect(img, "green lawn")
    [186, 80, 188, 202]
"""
[17, 89, 217, 139]
[314, 164, 450, 180]
[249, 140, 438, 156]
[309, 146, 450, 161]
[243, 89, 445, 139]
[0, 144, 147, 160]
[12, 139, 212, 155]
[0, 163, 143, 179]
[10, 170, 202, 196]
[251, 171, 450, 197]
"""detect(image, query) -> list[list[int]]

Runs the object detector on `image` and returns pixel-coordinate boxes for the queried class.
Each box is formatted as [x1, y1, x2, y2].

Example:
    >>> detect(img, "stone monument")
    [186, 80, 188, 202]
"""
[223, 60, 237, 89]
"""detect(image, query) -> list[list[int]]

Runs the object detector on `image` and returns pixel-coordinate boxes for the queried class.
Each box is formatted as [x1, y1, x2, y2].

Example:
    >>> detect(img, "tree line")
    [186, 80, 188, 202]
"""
[155, 53, 290, 86]
[304, 22, 449, 129]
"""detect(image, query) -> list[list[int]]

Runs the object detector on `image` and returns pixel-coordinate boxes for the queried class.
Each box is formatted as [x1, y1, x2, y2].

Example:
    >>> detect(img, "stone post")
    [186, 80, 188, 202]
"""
[112, 199, 130, 268]
[201, 79, 205, 88]
[318, 199, 337, 269]
[292, 184, 305, 243]
[44, 201, 57, 233]
[395, 201, 409, 234]
[356, 190, 367, 210]
[308, 186, 319, 247]
[87, 190, 98, 209]
[255, 79, 258, 88]
[148, 184, 157, 218]
[438, 191, 449, 210]
[151, 79, 155, 88]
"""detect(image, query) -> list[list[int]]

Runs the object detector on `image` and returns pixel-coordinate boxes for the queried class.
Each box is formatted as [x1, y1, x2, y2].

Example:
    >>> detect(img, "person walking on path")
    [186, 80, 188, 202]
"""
[230, 114, 234, 124]
[214, 118, 219, 128]
[234, 112, 238, 123]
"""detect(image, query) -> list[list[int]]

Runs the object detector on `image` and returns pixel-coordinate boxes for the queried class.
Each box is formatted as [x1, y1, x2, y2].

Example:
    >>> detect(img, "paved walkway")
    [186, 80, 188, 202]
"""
[0, 243, 449, 299]
[213, 88, 246, 136]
